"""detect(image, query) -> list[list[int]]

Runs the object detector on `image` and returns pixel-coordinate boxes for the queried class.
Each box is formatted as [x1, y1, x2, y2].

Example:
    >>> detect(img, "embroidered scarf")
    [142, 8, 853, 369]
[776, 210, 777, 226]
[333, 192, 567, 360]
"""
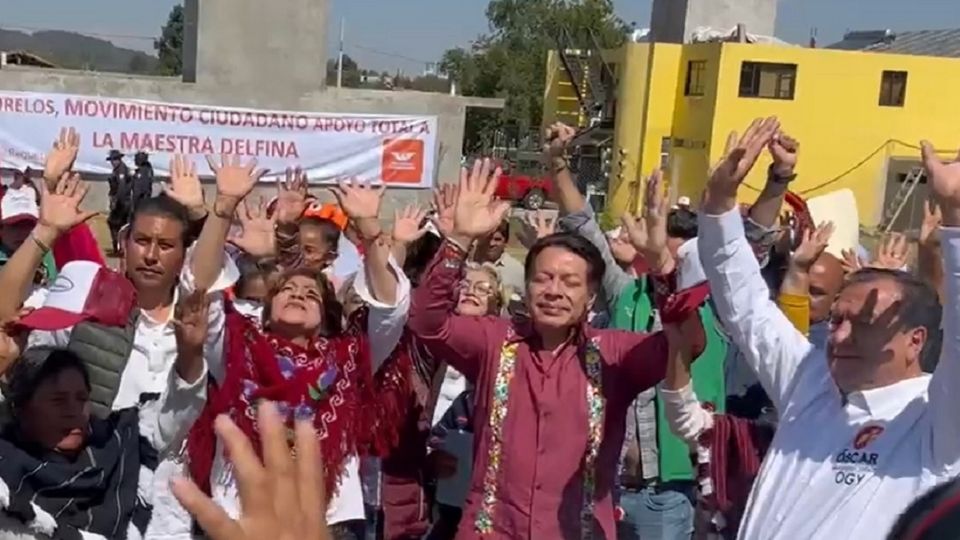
[0, 408, 158, 540]
[475, 333, 606, 539]
[187, 308, 411, 498]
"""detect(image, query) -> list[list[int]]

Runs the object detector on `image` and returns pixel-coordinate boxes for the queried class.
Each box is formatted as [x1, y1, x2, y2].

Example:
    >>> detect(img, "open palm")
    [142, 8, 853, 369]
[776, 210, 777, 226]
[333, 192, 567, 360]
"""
[276, 167, 310, 224]
[40, 173, 98, 233]
[329, 178, 384, 220]
[229, 198, 277, 258]
[43, 127, 80, 186]
[165, 155, 205, 211]
[922, 142, 960, 205]
[206, 155, 267, 200]
[453, 158, 510, 239]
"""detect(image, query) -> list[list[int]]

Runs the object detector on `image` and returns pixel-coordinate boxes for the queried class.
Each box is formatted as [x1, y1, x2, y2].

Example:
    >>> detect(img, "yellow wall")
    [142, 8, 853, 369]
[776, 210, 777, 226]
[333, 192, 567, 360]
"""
[698, 43, 960, 226]
[546, 40, 960, 225]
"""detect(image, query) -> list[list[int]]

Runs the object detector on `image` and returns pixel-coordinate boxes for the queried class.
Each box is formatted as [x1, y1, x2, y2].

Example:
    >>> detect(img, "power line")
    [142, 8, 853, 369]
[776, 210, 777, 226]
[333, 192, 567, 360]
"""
[348, 44, 436, 66]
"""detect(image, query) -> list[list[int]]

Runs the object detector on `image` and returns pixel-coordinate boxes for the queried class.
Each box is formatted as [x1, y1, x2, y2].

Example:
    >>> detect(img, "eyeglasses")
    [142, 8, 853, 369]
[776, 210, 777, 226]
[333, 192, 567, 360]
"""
[457, 280, 496, 297]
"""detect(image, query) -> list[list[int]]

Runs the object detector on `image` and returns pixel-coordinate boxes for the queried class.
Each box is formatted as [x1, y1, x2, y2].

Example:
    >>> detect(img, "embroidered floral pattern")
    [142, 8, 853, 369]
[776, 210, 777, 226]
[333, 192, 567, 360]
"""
[474, 335, 606, 538]
[475, 338, 519, 534]
[580, 337, 605, 539]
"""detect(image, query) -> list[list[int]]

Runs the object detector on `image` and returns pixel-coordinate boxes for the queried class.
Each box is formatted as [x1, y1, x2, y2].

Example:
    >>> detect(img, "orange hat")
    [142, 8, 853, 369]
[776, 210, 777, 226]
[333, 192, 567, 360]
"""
[304, 201, 349, 231]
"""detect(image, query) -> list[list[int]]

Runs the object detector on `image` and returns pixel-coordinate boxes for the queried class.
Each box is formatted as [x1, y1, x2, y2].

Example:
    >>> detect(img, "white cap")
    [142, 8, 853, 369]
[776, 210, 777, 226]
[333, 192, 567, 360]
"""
[678, 196, 692, 207]
[1, 186, 38, 224]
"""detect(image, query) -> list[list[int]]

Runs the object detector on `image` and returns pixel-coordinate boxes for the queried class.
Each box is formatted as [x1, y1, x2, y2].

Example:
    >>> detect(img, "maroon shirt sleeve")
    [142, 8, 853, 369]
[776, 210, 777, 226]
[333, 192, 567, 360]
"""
[607, 316, 706, 398]
[407, 240, 502, 382]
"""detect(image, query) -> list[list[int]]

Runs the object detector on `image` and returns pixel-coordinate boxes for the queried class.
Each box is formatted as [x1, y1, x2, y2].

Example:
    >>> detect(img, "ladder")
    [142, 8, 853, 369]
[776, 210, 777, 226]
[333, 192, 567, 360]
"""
[878, 167, 925, 233]
[554, 27, 613, 123]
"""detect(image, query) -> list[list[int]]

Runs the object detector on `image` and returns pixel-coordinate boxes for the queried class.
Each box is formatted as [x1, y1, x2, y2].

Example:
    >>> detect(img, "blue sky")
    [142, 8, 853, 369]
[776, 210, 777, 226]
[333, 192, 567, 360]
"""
[1, 0, 959, 73]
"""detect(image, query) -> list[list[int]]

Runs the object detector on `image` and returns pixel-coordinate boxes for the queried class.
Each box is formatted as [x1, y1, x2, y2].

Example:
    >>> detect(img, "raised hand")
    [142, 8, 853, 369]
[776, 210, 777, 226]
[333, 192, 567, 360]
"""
[39, 172, 98, 234]
[790, 221, 834, 270]
[205, 155, 267, 203]
[276, 167, 310, 225]
[228, 197, 277, 258]
[840, 248, 864, 274]
[328, 177, 385, 220]
[870, 232, 908, 270]
[172, 291, 210, 383]
[622, 169, 673, 274]
[518, 209, 556, 249]
[920, 199, 942, 247]
[43, 127, 80, 186]
[543, 122, 576, 162]
[165, 155, 206, 216]
[921, 142, 960, 226]
[0, 311, 30, 375]
[452, 158, 510, 243]
[393, 205, 428, 245]
[768, 132, 799, 176]
[171, 401, 331, 540]
[431, 184, 458, 237]
[705, 117, 780, 213]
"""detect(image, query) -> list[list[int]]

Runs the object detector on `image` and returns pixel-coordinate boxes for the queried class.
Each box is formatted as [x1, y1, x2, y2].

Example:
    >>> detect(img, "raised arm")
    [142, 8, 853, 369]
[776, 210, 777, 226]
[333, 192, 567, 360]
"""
[779, 221, 834, 336]
[145, 291, 211, 455]
[330, 178, 412, 370]
[407, 159, 511, 381]
[0, 173, 96, 321]
[919, 199, 945, 301]
[543, 122, 587, 215]
[191, 155, 266, 291]
[273, 168, 310, 270]
[919, 142, 960, 471]
[747, 132, 798, 229]
[660, 320, 715, 445]
[391, 205, 429, 267]
[700, 118, 814, 411]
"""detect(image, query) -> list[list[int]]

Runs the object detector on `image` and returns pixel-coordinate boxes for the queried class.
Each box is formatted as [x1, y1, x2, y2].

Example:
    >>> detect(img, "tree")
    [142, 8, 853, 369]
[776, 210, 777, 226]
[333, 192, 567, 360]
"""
[325, 54, 362, 88]
[155, 4, 184, 75]
[440, 0, 627, 153]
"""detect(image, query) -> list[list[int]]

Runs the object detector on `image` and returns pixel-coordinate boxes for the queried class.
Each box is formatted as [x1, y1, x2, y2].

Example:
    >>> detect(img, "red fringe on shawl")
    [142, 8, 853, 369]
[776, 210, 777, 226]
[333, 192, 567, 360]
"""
[186, 308, 412, 498]
[696, 415, 775, 537]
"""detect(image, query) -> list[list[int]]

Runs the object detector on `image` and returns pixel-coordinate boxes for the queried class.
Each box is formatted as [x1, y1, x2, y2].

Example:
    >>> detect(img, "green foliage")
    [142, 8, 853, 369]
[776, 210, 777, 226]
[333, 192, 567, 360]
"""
[596, 209, 620, 232]
[440, 0, 627, 153]
[154, 4, 184, 76]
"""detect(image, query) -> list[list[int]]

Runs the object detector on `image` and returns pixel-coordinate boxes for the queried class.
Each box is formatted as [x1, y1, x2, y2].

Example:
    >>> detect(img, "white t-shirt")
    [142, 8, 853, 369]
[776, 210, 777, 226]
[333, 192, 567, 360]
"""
[699, 209, 960, 539]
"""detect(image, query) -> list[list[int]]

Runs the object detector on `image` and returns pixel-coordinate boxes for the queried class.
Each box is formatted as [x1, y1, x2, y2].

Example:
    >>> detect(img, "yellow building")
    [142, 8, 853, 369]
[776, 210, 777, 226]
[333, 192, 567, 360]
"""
[544, 31, 960, 230]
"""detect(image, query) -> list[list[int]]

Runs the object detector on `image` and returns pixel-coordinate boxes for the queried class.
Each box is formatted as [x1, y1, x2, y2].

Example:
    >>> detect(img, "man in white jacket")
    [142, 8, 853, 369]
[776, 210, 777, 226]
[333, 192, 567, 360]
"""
[697, 117, 960, 539]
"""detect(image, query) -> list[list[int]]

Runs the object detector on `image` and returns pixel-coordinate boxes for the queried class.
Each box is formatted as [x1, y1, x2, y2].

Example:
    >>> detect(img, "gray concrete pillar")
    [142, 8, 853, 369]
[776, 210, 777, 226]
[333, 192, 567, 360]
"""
[183, 0, 329, 93]
[650, 0, 778, 43]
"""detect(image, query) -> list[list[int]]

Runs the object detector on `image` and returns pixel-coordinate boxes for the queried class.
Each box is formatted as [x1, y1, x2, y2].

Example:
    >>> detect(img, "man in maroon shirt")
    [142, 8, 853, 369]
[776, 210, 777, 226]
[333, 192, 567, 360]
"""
[408, 159, 706, 539]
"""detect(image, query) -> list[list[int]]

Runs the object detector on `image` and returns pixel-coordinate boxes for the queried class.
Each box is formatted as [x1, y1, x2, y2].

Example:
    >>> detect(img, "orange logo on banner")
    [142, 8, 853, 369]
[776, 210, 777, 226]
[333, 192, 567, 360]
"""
[382, 138, 424, 184]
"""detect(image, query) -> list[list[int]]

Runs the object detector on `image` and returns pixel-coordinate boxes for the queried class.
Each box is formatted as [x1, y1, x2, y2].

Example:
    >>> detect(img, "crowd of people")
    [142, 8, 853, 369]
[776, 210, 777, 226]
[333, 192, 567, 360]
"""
[0, 116, 956, 540]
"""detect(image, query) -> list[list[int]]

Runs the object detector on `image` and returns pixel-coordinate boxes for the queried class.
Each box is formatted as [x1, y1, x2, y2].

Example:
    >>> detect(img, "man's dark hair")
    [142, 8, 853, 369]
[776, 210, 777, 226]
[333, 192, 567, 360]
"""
[667, 208, 698, 240]
[6, 348, 90, 410]
[524, 232, 606, 289]
[130, 194, 192, 244]
[844, 268, 942, 370]
[300, 216, 342, 248]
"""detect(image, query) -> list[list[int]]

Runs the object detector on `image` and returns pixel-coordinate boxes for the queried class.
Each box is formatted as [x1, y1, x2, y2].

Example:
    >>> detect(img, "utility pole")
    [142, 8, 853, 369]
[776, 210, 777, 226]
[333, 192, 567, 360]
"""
[337, 17, 345, 88]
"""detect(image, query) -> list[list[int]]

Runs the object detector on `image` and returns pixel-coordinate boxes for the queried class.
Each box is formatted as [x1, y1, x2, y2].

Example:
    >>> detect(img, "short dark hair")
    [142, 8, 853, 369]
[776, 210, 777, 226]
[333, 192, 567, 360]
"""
[524, 232, 606, 289]
[300, 216, 342, 248]
[844, 268, 942, 365]
[6, 348, 90, 410]
[131, 194, 191, 243]
[667, 208, 698, 240]
[403, 226, 443, 288]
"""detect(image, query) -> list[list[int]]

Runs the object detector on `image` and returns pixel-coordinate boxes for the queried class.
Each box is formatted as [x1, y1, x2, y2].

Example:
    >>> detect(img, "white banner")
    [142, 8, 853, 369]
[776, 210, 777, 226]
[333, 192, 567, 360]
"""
[0, 90, 438, 188]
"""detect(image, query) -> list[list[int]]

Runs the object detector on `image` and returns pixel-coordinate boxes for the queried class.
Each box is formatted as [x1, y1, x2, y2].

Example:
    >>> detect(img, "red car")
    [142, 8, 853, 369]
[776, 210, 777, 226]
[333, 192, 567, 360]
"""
[494, 168, 553, 210]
